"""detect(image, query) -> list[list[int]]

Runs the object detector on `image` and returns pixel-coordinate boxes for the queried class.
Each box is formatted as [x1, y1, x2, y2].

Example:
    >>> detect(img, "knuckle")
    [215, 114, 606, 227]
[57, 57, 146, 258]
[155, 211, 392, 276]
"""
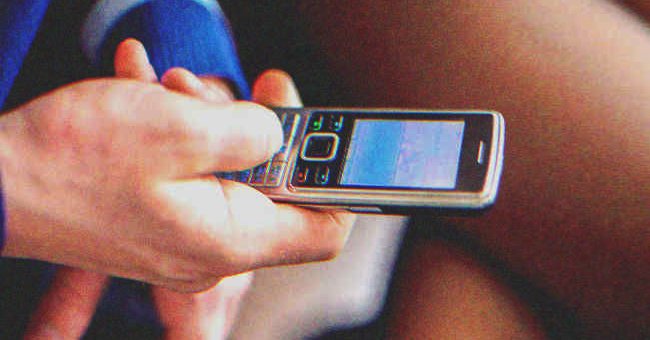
[141, 118, 192, 152]
[146, 233, 243, 290]
[151, 253, 211, 287]
[103, 79, 163, 117]
[33, 88, 84, 145]
[147, 244, 207, 282]
[216, 243, 258, 273]
[30, 80, 153, 155]
[319, 237, 347, 261]
[316, 214, 355, 261]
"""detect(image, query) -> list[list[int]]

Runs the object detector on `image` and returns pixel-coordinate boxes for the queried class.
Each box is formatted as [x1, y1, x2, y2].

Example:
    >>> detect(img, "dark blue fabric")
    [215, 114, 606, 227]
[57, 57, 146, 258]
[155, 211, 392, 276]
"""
[98, 0, 250, 99]
[0, 0, 52, 110]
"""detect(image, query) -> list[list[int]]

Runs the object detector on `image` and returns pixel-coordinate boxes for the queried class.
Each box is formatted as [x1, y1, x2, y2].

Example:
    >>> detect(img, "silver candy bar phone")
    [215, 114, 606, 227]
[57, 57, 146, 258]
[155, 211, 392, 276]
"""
[216, 108, 505, 214]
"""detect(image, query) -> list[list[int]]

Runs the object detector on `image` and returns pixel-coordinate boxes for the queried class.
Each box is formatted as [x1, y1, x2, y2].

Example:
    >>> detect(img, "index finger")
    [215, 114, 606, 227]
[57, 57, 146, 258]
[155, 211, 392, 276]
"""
[168, 100, 284, 175]
[233, 70, 354, 267]
[114, 84, 283, 177]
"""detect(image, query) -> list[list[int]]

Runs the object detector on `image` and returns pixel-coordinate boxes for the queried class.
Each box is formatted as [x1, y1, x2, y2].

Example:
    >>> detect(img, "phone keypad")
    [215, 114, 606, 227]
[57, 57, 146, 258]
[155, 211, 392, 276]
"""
[215, 112, 300, 187]
[249, 162, 270, 186]
[314, 166, 331, 185]
[292, 112, 350, 188]
[266, 161, 287, 187]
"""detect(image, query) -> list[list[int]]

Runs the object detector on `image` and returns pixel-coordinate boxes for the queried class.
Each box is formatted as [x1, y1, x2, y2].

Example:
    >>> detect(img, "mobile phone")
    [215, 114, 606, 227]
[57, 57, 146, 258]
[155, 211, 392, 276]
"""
[216, 108, 505, 215]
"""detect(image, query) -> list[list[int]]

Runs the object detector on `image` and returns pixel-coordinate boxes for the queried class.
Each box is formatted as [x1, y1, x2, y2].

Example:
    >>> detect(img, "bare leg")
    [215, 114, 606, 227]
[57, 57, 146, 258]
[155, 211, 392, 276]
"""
[388, 239, 545, 339]
[299, 0, 650, 337]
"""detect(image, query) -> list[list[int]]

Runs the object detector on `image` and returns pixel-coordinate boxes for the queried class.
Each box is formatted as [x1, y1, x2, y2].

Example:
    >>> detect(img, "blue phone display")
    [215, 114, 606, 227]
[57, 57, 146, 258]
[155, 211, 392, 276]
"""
[340, 120, 465, 189]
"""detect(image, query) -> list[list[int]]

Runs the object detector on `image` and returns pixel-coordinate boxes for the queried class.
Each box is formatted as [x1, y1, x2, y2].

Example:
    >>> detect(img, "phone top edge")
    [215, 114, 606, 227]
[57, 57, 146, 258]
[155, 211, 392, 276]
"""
[273, 107, 503, 116]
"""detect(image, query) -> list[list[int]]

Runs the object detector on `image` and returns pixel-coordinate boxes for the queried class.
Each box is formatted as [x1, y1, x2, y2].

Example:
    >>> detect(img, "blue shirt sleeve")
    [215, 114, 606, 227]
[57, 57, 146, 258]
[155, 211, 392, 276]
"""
[0, 0, 52, 110]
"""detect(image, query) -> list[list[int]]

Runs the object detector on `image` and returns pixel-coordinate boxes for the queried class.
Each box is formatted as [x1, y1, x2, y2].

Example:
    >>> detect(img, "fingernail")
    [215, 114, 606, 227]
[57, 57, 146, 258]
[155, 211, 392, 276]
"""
[253, 69, 303, 107]
[183, 71, 208, 95]
[282, 74, 302, 106]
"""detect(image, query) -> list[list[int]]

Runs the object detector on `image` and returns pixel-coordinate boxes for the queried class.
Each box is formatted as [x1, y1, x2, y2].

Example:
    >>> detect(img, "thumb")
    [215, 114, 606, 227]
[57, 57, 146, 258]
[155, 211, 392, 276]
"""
[24, 268, 108, 339]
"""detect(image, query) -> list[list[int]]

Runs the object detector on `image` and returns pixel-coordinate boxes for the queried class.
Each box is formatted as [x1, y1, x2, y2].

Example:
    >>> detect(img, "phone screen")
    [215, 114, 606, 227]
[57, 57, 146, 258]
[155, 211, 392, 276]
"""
[340, 120, 465, 189]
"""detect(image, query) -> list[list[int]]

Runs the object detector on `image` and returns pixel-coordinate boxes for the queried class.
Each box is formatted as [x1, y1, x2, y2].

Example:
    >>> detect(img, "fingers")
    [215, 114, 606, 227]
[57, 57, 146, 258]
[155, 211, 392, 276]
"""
[215, 181, 355, 270]
[36, 79, 283, 176]
[161, 68, 234, 104]
[24, 41, 152, 339]
[160, 69, 347, 272]
[113, 40, 276, 175]
[153, 178, 353, 279]
[149, 98, 283, 175]
[114, 38, 158, 82]
[24, 268, 108, 340]
[151, 44, 252, 340]
[24, 38, 153, 339]
[252, 69, 303, 107]
[156, 70, 308, 174]
[153, 273, 253, 340]
[156, 68, 349, 272]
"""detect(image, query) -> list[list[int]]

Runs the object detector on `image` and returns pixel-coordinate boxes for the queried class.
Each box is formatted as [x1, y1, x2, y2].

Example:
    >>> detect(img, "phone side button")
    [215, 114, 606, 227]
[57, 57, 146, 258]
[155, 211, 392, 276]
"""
[348, 206, 383, 214]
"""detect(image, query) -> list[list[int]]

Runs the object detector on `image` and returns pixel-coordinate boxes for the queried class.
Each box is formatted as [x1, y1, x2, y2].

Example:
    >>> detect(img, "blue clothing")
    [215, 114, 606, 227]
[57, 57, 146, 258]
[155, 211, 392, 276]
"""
[0, 0, 249, 111]
[86, 0, 250, 99]
[0, 0, 52, 110]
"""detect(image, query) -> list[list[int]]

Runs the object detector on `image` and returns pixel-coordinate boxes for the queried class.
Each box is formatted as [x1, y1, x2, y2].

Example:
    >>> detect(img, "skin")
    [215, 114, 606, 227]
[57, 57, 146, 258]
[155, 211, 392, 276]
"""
[387, 240, 546, 339]
[299, 0, 650, 338]
[3, 37, 352, 339]
[18, 0, 650, 336]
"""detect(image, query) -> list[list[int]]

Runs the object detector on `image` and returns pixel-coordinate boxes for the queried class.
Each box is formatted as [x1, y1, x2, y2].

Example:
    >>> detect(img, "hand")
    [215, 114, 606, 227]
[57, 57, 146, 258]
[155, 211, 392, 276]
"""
[0, 44, 354, 293]
[21, 39, 351, 339]
[151, 65, 307, 340]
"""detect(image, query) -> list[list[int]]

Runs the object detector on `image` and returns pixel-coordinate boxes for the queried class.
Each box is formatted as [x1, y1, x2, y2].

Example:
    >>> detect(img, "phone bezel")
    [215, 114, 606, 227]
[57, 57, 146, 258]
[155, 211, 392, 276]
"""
[263, 108, 505, 211]
[290, 110, 495, 192]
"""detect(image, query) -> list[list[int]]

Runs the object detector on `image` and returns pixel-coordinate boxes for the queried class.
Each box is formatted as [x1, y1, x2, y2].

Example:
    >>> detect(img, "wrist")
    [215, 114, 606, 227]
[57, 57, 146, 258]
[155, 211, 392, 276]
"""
[0, 109, 38, 259]
[0, 112, 13, 256]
